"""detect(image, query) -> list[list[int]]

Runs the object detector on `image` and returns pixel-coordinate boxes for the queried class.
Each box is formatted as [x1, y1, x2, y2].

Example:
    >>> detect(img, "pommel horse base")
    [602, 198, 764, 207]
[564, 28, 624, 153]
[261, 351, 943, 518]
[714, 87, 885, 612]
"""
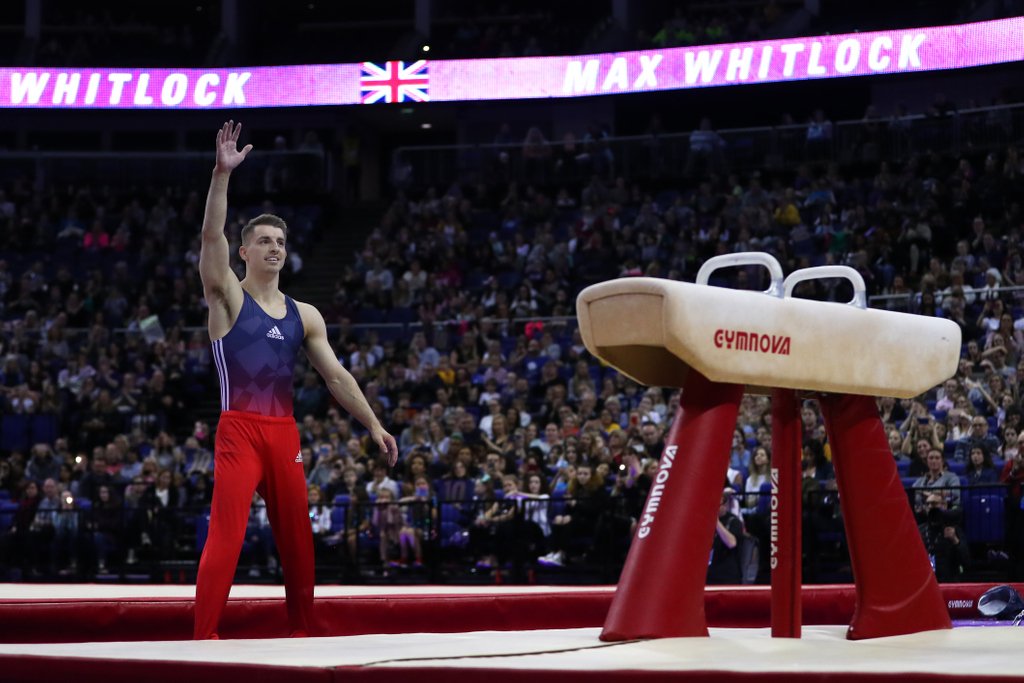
[576, 253, 962, 642]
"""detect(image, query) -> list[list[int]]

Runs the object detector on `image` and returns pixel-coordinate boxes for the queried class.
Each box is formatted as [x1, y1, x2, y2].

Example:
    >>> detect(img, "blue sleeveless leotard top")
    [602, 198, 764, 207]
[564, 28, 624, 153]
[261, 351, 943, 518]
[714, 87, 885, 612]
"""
[211, 290, 305, 417]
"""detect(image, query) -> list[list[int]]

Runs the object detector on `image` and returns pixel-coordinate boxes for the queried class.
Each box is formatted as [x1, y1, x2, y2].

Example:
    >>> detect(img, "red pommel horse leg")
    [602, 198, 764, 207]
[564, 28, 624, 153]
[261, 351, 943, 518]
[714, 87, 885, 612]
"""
[819, 393, 951, 639]
[770, 388, 802, 638]
[601, 370, 743, 641]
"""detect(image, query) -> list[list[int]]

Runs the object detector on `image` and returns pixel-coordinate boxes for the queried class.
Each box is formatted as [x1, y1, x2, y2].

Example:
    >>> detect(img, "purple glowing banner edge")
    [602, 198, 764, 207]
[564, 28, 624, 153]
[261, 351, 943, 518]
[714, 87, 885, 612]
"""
[0, 16, 1021, 109]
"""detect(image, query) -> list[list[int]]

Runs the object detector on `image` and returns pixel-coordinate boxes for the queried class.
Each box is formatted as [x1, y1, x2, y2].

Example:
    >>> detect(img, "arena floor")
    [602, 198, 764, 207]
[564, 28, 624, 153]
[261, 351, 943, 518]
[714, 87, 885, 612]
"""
[0, 584, 1020, 682]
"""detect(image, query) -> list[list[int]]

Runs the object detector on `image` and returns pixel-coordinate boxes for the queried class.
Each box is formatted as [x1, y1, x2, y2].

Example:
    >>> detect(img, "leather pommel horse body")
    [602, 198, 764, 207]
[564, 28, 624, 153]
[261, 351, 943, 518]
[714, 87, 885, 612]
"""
[576, 254, 961, 642]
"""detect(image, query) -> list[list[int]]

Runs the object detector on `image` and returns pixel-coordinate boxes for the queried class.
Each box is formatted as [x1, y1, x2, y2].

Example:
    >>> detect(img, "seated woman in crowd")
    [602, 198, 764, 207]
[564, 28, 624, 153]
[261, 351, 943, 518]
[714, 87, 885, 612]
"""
[540, 463, 607, 567]
[743, 447, 772, 514]
[965, 446, 999, 485]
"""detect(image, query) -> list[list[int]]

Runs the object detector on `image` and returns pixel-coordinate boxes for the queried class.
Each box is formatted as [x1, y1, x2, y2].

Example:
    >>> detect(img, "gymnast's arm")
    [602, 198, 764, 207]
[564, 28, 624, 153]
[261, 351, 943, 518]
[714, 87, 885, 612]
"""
[200, 121, 250, 337]
[299, 302, 399, 467]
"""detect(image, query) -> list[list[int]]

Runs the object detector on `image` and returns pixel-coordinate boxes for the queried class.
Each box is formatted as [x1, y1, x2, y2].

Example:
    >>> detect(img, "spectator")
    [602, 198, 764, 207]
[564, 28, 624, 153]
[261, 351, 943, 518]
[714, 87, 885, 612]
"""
[138, 468, 182, 563]
[805, 109, 833, 159]
[396, 475, 434, 568]
[25, 443, 62, 483]
[372, 487, 404, 570]
[965, 446, 999, 485]
[707, 488, 745, 584]
[90, 484, 123, 574]
[639, 422, 665, 460]
[540, 462, 607, 566]
[917, 492, 969, 582]
[912, 449, 962, 511]
[366, 459, 400, 499]
[307, 484, 333, 563]
[76, 454, 115, 503]
[522, 127, 552, 182]
[243, 493, 277, 578]
[27, 478, 61, 576]
[686, 118, 725, 177]
[53, 488, 83, 576]
[743, 447, 771, 513]
[954, 414, 1001, 462]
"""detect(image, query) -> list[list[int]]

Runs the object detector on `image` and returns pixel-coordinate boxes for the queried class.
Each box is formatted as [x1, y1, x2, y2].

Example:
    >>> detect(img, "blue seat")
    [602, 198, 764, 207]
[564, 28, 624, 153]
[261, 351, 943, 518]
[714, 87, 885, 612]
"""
[376, 326, 406, 343]
[964, 488, 1006, 544]
[901, 477, 918, 489]
[896, 460, 910, 476]
[386, 307, 417, 324]
[948, 461, 966, 475]
[462, 271, 486, 290]
[435, 479, 474, 547]
[500, 336, 518, 356]
[472, 210, 500, 231]
[31, 414, 58, 445]
[355, 307, 385, 324]
[0, 414, 30, 453]
[496, 271, 521, 290]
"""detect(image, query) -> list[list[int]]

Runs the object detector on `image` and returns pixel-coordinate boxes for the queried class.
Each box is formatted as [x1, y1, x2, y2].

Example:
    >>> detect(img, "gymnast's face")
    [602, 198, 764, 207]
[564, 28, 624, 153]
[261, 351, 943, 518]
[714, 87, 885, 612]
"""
[240, 225, 286, 274]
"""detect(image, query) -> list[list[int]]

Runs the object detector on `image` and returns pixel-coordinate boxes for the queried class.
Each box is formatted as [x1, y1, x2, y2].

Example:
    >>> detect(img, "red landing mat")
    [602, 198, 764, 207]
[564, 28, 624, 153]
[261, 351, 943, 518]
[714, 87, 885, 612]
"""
[0, 582, 1017, 642]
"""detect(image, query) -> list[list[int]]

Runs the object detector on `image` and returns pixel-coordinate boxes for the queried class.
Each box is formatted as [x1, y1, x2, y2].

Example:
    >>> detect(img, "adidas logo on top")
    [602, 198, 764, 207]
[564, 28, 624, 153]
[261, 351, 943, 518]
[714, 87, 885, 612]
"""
[266, 325, 285, 340]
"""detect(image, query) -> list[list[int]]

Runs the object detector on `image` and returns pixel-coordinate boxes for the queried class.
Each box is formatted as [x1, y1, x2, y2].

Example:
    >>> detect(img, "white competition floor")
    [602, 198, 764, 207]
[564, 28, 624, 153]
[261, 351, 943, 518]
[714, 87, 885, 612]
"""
[1, 625, 1022, 677]
[2, 584, 1022, 682]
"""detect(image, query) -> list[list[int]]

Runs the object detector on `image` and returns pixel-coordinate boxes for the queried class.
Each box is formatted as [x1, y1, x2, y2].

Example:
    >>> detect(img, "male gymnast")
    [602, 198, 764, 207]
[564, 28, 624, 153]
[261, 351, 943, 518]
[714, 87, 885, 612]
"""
[194, 121, 398, 639]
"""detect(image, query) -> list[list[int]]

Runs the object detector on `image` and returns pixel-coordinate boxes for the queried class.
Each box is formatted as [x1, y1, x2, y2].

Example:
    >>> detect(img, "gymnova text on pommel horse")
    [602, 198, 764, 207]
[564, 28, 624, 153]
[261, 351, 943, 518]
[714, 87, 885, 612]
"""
[575, 252, 962, 642]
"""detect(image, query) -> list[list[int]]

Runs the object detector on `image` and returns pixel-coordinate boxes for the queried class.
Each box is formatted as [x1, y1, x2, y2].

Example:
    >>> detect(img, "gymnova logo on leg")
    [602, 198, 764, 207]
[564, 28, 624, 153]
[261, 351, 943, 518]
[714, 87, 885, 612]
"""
[713, 329, 791, 355]
[637, 445, 677, 539]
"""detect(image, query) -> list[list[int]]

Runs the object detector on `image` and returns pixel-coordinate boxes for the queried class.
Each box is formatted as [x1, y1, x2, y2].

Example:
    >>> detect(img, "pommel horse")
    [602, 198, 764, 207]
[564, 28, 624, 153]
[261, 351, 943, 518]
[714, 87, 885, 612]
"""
[576, 253, 962, 642]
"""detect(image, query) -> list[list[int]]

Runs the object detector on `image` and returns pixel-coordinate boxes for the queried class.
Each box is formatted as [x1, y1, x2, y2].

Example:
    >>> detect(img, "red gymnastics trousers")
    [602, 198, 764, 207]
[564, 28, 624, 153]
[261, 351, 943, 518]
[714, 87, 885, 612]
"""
[194, 410, 315, 639]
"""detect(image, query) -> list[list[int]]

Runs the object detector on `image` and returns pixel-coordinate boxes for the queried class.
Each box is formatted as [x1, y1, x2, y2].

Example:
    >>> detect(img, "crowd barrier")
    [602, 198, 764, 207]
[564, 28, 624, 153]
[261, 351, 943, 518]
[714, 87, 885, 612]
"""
[0, 485, 1014, 584]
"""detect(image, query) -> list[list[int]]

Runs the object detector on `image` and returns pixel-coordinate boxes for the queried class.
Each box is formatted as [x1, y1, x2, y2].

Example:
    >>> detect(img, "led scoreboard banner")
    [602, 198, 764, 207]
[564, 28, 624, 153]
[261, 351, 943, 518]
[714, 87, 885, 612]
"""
[1, 16, 1021, 109]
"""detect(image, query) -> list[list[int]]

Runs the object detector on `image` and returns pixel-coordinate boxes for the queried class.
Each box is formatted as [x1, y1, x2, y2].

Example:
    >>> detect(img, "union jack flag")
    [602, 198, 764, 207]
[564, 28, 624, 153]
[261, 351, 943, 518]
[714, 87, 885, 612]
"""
[360, 60, 430, 104]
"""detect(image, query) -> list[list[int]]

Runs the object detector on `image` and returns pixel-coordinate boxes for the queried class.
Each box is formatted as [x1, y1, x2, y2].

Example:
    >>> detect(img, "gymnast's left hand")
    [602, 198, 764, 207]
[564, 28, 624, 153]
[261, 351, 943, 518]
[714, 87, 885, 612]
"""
[372, 427, 399, 468]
